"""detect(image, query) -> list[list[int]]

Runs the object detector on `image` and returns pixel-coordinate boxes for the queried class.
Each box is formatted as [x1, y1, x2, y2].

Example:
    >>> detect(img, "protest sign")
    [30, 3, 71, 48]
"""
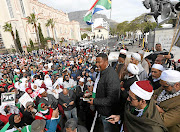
[19, 92, 33, 108]
[1, 92, 15, 106]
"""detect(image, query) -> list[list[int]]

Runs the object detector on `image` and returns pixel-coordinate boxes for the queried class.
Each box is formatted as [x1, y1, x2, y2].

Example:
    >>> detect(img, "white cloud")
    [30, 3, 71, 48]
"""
[38, 0, 150, 22]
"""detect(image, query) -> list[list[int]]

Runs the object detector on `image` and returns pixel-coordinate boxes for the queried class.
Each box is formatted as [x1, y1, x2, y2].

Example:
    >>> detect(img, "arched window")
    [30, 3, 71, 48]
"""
[6, 0, 14, 18]
[19, 0, 26, 17]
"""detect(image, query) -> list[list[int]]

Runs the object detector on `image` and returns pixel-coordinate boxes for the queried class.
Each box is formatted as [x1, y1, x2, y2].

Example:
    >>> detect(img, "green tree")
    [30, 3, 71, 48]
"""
[29, 39, 34, 49]
[26, 13, 40, 48]
[38, 23, 45, 48]
[46, 18, 55, 41]
[81, 33, 88, 40]
[84, 27, 92, 31]
[3, 22, 20, 53]
[116, 21, 129, 36]
[110, 27, 116, 36]
[15, 30, 23, 53]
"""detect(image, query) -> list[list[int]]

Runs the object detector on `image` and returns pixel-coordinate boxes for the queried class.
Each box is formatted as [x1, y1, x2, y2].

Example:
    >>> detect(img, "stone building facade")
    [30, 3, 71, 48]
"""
[0, 0, 81, 51]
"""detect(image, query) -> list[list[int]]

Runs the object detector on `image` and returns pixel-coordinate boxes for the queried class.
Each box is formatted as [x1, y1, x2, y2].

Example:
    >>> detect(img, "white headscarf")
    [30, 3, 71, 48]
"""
[44, 74, 53, 90]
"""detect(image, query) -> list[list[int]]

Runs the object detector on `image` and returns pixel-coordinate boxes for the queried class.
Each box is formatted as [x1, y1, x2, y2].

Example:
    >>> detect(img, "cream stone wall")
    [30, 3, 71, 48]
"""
[0, 0, 81, 51]
[94, 28, 109, 40]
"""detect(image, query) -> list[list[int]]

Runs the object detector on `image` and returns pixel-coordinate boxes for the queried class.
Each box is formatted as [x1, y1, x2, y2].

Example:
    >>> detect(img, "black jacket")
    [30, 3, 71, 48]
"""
[148, 76, 161, 90]
[93, 66, 121, 116]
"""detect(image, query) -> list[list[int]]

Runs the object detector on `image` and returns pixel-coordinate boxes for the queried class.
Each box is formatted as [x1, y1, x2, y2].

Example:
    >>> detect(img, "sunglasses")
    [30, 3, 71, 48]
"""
[41, 105, 47, 108]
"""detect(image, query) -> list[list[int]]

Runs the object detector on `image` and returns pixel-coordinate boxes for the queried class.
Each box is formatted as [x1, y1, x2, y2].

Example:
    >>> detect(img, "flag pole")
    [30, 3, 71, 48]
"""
[165, 14, 180, 63]
[107, 1, 112, 49]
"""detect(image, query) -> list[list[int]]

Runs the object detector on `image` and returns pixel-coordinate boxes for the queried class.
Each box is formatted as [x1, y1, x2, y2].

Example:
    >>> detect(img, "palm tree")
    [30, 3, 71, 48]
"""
[26, 13, 40, 48]
[3, 22, 20, 53]
[46, 18, 55, 41]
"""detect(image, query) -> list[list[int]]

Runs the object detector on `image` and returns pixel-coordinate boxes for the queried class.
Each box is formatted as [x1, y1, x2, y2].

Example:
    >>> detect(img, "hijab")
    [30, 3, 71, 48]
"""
[8, 114, 25, 130]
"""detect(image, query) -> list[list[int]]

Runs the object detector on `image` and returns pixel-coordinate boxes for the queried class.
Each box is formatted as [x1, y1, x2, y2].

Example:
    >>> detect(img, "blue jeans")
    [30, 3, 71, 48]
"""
[101, 115, 115, 132]
[64, 107, 78, 121]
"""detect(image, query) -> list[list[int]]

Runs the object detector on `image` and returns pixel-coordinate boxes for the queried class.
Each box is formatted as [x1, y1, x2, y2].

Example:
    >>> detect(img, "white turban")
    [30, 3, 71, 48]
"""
[131, 53, 141, 62]
[160, 70, 180, 83]
[152, 64, 164, 71]
[127, 63, 139, 75]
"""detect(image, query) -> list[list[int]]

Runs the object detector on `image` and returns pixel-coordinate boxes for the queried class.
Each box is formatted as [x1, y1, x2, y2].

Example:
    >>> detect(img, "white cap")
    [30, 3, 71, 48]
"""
[15, 69, 20, 73]
[22, 70, 26, 73]
[131, 53, 141, 62]
[120, 49, 127, 55]
[160, 70, 180, 83]
[130, 81, 154, 100]
[87, 77, 91, 81]
[79, 78, 84, 82]
[127, 63, 139, 75]
[39, 88, 45, 94]
[152, 64, 164, 71]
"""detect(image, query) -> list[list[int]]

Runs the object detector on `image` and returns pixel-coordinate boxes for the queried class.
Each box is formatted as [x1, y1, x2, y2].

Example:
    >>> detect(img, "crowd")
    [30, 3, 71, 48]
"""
[0, 43, 179, 132]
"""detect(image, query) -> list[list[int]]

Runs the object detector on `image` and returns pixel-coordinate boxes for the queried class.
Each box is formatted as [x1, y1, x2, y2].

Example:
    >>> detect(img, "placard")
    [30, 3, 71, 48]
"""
[1, 92, 15, 106]
[19, 92, 33, 108]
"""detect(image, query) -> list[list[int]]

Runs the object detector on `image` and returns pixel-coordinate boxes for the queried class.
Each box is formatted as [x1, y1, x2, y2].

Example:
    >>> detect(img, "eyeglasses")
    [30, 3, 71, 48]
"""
[128, 94, 137, 101]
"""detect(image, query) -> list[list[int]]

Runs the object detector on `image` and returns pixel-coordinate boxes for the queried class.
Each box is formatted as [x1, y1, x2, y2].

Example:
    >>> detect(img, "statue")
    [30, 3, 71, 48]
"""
[143, 0, 179, 25]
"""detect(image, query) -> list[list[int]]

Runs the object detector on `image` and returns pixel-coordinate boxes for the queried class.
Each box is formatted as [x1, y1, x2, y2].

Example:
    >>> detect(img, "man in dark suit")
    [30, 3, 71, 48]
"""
[88, 53, 120, 132]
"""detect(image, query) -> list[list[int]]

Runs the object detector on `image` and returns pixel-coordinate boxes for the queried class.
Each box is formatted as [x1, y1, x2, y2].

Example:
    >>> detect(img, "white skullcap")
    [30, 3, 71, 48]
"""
[138, 50, 145, 55]
[120, 49, 127, 55]
[79, 78, 85, 82]
[160, 70, 180, 83]
[131, 53, 141, 62]
[87, 77, 91, 81]
[39, 88, 45, 94]
[130, 81, 154, 100]
[44, 64, 48, 67]
[22, 70, 26, 73]
[127, 63, 139, 75]
[15, 69, 20, 72]
[152, 64, 164, 71]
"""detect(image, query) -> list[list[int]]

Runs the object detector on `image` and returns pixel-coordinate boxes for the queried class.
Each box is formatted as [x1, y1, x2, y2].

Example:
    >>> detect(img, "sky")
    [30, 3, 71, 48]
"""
[38, 0, 150, 23]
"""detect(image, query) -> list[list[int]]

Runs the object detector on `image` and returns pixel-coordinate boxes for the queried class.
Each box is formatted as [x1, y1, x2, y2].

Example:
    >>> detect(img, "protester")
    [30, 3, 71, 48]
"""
[154, 70, 180, 132]
[58, 88, 77, 120]
[64, 118, 88, 132]
[138, 50, 149, 74]
[131, 53, 148, 80]
[145, 43, 174, 67]
[108, 81, 168, 132]
[148, 64, 164, 90]
[0, 43, 179, 132]
[31, 108, 60, 132]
